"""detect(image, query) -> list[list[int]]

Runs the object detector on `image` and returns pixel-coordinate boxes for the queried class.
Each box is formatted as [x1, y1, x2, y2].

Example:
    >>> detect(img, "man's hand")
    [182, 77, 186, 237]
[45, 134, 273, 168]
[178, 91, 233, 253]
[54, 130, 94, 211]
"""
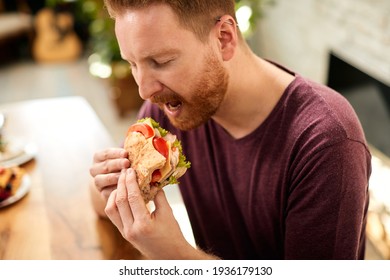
[105, 168, 215, 259]
[89, 148, 130, 201]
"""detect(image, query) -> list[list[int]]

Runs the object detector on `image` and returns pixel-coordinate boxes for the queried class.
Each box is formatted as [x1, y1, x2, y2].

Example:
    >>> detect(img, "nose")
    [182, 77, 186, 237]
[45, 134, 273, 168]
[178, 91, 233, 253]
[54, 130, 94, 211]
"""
[132, 68, 163, 100]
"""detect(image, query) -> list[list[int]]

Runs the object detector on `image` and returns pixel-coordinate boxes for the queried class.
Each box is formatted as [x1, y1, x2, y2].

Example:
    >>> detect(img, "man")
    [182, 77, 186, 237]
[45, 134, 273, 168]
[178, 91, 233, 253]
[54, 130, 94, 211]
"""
[89, 0, 371, 260]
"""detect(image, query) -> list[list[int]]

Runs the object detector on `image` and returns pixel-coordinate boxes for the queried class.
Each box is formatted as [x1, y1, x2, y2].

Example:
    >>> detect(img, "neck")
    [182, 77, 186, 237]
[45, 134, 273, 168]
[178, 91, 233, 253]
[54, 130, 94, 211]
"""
[212, 50, 295, 139]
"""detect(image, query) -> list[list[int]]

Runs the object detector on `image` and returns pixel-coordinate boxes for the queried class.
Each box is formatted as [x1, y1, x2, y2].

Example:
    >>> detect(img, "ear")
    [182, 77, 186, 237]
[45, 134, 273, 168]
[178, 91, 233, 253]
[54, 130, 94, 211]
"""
[215, 16, 238, 61]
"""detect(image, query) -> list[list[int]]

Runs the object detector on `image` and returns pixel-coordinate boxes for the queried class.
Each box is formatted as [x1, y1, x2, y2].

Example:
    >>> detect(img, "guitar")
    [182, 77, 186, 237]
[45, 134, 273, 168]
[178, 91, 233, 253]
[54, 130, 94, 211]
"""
[32, 8, 82, 63]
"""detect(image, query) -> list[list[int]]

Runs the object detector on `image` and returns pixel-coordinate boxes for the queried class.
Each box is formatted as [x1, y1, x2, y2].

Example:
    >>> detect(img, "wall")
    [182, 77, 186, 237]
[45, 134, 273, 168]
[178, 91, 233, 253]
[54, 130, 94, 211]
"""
[254, 0, 390, 85]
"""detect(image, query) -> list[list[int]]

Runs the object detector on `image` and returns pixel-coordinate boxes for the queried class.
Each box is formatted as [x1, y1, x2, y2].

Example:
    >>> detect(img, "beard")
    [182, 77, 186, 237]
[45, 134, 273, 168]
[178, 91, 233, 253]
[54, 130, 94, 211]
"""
[150, 49, 229, 131]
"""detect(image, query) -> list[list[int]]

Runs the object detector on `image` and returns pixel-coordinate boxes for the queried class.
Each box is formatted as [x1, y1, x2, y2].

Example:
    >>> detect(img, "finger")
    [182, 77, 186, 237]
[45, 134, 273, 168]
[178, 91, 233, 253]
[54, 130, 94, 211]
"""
[105, 189, 123, 230]
[90, 158, 130, 177]
[94, 172, 121, 192]
[153, 189, 173, 215]
[93, 148, 128, 163]
[100, 185, 116, 201]
[125, 168, 150, 218]
[148, 187, 160, 202]
[116, 169, 134, 225]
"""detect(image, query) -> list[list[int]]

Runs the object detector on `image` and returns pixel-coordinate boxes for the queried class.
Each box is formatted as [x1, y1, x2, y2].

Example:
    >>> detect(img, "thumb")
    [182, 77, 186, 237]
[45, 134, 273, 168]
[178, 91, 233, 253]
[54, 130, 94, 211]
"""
[153, 189, 172, 213]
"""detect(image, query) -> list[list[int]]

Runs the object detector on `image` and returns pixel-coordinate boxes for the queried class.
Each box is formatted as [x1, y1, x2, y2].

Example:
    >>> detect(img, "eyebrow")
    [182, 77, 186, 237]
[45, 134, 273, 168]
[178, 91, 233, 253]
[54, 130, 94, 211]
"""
[143, 48, 180, 60]
[123, 48, 180, 62]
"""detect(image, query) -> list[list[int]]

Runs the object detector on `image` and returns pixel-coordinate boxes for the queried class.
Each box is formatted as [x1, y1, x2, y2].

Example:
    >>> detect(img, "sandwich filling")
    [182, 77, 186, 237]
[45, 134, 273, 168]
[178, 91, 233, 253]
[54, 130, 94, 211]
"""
[124, 118, 190, 202]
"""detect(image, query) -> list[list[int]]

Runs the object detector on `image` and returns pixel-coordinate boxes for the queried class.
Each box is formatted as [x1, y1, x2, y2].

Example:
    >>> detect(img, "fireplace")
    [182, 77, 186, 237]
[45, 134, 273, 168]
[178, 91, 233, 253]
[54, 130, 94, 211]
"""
[327, 52, 390, 157]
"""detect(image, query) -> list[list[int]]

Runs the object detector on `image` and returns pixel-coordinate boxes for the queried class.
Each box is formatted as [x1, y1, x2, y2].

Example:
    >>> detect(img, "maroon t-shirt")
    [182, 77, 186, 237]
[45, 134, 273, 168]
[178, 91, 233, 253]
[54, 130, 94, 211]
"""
[138, 70, 371, 260]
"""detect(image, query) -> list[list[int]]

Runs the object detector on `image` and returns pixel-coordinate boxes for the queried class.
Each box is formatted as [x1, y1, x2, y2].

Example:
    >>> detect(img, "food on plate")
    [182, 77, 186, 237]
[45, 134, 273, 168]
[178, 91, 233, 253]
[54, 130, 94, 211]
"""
[124, 118, 191, 202]
[0, 166, 25, 202]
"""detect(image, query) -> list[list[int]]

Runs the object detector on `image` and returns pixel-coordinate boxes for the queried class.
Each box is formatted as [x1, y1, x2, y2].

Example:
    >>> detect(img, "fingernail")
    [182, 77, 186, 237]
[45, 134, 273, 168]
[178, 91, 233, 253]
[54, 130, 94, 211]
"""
[127, 168, 133, 175]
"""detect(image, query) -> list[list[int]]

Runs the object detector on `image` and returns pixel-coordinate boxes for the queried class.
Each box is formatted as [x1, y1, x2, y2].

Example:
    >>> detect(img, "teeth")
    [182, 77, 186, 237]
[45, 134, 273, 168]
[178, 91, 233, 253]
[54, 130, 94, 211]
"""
[167, 102, 182, 111]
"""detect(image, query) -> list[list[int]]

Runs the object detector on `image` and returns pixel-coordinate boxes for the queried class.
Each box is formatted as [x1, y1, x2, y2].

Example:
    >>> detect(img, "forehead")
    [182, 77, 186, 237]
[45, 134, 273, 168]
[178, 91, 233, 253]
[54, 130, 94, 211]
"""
[115, 4, 200, 60]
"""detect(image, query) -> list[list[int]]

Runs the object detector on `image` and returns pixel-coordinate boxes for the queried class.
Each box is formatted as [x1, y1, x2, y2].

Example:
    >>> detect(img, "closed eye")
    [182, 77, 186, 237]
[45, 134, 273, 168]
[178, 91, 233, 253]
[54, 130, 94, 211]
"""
[151, 58, 174, 68]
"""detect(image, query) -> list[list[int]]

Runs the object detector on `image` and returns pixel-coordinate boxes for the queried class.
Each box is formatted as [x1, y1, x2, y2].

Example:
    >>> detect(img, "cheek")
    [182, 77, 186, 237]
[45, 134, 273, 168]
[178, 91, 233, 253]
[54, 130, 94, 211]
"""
[163, 68, 197, 93]
[162, 50, 207, 94]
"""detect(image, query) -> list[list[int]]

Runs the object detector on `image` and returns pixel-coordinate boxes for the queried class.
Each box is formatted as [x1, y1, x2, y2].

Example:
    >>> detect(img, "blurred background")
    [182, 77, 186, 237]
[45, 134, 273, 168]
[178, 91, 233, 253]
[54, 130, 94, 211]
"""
[0, 0, 389, 260]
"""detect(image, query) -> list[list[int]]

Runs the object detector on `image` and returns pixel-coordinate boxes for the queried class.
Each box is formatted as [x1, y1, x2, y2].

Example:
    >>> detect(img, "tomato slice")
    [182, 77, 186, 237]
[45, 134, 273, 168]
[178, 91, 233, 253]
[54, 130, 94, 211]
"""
[153, 137, 169, 158]
[128, 123, 154, 138]
[151, 170, 162, 183]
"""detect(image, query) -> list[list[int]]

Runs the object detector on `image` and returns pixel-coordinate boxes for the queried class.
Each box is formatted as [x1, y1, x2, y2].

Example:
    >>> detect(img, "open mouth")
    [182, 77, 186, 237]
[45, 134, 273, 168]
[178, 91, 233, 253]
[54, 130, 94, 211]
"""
[166, 101, 182, 112]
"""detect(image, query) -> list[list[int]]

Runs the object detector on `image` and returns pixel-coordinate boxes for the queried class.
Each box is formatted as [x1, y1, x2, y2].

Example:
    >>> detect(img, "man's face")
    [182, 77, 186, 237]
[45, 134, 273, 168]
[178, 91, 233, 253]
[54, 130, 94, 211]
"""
[115, 4, 229, 130]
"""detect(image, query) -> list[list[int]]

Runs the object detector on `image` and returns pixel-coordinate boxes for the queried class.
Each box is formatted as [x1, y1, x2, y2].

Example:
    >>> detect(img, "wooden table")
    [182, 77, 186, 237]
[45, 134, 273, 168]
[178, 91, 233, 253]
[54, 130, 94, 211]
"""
[0, 97, 143, 259]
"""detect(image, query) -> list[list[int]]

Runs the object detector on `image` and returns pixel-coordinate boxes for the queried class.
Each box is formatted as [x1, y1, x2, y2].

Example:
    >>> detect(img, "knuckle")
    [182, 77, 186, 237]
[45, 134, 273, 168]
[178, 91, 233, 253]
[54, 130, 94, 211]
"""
[103, 173, 119, 186]
[101, 186, 115, 200]
[89, 166, 95, 177]
[92, 153, 100, 163]
[122, 227, 136, 242]
[115, 193, 128, 207]
[100, 189, 111, 200]
[91, 162, 110, 176]
[101, 159, 128, 175]
[94, 149, 108, 162]
[123, 223, 151, 242]
[104, 204, 116, 217]
[127, 191, 140, 205]
[101, 161, 110, 174]
[136, 222, 153, 236]
[93, 175, 103, 188]
[93, 175, 111, 191]
[101, 149, 109, 160]
[109, 173, 120, 184]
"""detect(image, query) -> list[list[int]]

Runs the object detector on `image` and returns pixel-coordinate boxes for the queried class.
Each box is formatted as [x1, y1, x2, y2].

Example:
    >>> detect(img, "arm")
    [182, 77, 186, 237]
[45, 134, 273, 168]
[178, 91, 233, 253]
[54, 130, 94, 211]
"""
[285, 140, 370, 259]
[105, 168, 220, 260]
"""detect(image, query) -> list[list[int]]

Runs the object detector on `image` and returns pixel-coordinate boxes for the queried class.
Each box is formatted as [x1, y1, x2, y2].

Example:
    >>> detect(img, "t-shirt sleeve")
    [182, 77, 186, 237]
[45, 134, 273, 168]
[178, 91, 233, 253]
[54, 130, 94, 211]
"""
[284, 139, 371, 259]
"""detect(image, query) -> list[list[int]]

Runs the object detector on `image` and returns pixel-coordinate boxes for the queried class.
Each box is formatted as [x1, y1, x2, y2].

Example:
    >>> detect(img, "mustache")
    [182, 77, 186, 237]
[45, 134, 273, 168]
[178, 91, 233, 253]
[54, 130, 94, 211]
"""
[150, 92, 184, 104]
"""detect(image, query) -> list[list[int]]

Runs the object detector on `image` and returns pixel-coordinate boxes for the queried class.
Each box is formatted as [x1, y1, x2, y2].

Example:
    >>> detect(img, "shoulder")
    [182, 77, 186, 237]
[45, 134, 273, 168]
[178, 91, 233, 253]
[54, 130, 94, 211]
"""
[284, 76, 367, 147]
[277, 76, 371, 177]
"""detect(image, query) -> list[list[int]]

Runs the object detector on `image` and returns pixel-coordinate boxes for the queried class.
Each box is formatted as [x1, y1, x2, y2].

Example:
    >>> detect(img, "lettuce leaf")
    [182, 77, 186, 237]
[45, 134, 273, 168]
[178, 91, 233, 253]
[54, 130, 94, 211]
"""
[138, 117, 168, 137]
[172, 139, 191, 168]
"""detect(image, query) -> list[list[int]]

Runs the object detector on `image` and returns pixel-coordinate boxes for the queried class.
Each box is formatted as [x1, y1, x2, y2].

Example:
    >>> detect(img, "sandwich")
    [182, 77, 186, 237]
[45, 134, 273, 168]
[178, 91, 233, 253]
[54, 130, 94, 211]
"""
[124, 117, 190, 202]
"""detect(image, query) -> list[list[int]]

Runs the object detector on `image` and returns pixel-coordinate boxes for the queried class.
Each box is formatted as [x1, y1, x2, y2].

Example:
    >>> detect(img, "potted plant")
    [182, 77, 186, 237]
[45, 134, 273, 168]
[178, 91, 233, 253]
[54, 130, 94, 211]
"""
[235, 0, 276, 37]
[87, 0, 143, 117]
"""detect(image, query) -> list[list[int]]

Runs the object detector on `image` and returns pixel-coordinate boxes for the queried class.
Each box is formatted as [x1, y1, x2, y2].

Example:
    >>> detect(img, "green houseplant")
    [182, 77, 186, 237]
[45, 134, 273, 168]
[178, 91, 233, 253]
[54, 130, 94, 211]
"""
[235, 0, 274, 36]
[87, 0, 144, 116]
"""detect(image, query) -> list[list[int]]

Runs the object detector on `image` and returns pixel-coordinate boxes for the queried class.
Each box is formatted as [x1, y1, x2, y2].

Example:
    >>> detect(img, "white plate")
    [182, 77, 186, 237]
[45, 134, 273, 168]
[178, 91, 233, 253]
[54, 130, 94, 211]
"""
[0, 143, 37, 167]
[0, 174, 31, 208]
